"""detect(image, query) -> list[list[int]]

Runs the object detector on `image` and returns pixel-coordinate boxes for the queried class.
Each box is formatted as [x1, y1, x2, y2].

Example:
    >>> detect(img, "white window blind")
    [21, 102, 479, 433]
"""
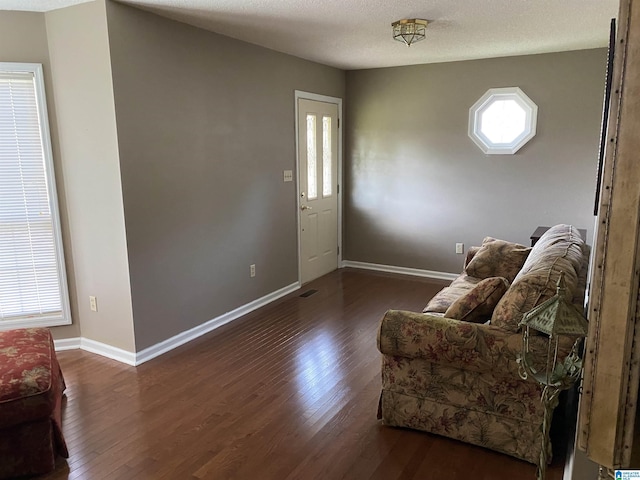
[0, 63, 70, 329]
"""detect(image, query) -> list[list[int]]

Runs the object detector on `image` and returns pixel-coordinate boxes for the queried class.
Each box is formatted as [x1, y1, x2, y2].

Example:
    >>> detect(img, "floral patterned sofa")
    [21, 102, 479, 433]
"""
[376, 224, 588, 463]
[0, 327, 69, 479]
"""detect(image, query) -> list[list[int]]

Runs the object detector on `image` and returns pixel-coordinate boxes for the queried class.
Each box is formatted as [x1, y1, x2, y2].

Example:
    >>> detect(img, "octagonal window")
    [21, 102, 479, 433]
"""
[469, 87, 538, 155]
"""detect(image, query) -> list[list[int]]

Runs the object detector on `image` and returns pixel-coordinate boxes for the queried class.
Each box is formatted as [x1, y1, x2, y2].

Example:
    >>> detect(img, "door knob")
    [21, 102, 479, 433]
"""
[301, 205, 313, 211]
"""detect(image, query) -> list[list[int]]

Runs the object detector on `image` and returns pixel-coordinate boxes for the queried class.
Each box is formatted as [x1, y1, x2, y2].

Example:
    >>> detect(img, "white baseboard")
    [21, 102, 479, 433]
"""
[341, 260, 458, 282]
[54, 282, 300, 367]
[54, 337, 136, 366]
[53, 337, 81, 351]
[80, 338, 137, 366]
[135, 282, 300, 365]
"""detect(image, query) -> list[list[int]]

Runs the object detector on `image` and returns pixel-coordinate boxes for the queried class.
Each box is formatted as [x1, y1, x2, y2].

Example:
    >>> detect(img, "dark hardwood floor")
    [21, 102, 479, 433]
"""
[42, 269, 564, 479]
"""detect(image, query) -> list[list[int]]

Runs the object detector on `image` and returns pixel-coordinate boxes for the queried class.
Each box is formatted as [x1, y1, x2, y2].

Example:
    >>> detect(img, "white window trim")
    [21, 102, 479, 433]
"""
[0, 62, 71, 330]
[468, 86, 538, 155]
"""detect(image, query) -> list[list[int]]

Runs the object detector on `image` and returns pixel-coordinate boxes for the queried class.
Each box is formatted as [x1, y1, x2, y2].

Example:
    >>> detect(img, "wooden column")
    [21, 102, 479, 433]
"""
[579, 0, 640, 469]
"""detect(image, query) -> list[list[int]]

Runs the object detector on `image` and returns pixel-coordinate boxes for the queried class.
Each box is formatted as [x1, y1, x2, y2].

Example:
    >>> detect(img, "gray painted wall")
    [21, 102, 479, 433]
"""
[345, 49, 606, 275]
[105, 2, 346, 350]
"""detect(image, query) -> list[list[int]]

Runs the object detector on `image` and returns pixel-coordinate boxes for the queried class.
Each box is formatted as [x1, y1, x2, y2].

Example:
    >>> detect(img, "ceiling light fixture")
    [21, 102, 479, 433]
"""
[392, 19, 428, 47]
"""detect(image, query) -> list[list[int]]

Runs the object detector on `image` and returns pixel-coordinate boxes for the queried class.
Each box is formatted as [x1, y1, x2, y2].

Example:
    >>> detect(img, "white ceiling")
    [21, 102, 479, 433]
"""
[0, 0, 619, 70]
[0, 0, 90, 11]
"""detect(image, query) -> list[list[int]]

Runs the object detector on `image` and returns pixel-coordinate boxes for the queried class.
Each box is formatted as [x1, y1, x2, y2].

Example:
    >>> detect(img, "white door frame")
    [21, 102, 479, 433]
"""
[294, 90, 343, 285]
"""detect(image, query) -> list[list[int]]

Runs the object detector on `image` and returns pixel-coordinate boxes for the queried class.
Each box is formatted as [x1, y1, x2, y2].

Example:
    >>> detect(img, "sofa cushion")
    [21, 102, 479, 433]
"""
[491, 224, 587, 332]
[444, 277, 509, 323]
[424, 275, 482, 313]
[463, 246, 481, 270]
[465, 237, 531, 283]
[0, 328, 69, 478]
[0, 328, 61, 429]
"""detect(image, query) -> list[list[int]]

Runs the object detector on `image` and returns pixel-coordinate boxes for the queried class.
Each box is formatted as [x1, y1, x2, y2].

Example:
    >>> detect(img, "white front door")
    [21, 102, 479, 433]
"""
[298, 98, 339, 285]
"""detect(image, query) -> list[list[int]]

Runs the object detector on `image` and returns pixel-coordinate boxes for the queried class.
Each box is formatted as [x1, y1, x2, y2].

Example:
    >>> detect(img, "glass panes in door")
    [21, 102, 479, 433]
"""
[322, 116, 332, 197]
[306, 114, 317, 199]
[306, 114, 334, 199]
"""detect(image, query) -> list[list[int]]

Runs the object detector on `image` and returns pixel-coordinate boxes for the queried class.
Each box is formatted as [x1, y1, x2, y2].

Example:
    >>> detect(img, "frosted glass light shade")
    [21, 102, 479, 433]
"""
[392, 19, 428, 46]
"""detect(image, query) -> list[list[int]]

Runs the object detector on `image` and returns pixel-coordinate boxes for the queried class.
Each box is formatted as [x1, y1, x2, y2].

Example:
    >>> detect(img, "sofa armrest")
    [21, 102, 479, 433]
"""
[378, 310, 557, 377]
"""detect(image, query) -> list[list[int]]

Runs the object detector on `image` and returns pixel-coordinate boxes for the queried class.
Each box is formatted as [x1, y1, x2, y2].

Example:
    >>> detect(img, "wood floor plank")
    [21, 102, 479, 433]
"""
[38, 269, 565, 479]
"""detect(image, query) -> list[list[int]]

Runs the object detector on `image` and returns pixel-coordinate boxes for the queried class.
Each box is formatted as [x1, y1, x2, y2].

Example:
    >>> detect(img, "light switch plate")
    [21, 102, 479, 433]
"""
[283, 170, 293, 182]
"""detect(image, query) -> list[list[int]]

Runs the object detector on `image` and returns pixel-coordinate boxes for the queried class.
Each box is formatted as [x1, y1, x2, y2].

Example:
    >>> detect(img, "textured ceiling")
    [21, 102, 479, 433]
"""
[0, 0, 619, 70]
[0, 0, 90, 11]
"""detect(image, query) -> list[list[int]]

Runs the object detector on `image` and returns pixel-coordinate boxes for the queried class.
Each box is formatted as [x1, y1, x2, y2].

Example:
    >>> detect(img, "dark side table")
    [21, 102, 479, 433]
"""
[530, 226, 587, 247]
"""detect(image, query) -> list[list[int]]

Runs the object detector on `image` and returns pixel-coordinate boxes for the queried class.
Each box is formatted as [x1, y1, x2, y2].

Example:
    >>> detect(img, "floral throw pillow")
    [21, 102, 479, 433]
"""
[465, 237, 531, 283]
[444, 276, 510, 323]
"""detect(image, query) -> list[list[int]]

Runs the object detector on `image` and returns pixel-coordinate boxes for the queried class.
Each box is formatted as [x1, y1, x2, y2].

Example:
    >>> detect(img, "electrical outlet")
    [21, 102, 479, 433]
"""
[89, 295, 98, 312]
[455, 243, 464, 254]
[250, 264, 256, 278]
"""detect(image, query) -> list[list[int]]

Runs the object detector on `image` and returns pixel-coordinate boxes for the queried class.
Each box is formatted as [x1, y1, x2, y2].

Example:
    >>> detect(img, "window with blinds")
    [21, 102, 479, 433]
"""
[0, 63, 70, 329]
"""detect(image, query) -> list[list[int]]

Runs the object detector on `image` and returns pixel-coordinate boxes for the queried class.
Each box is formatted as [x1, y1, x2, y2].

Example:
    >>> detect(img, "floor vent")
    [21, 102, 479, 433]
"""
[299, 289, 318, 298]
